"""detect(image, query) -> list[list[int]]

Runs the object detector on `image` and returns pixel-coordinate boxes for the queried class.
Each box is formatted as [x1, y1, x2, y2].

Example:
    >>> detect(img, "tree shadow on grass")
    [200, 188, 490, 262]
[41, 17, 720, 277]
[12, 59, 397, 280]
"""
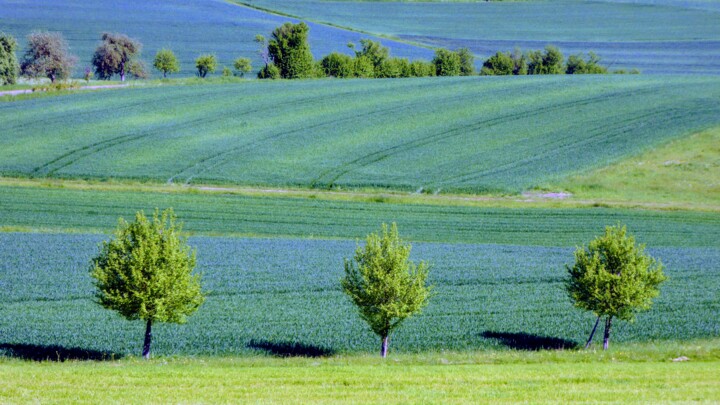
[0, 343, 122, 362]
[480, 331, 578, 351]
[247, 339, 335, 358]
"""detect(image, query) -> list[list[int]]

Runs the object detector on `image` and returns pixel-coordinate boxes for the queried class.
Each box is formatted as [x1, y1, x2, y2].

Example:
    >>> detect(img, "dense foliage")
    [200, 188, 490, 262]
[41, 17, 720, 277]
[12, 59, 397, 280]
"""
[92, 32, 143, 81]
[20, 31, 77, 82]
[153, 48, 180, 78]
[0, 32, 18, 85]
[195, 54, 217, 78]
[567, 225, 666, 349]
[90, 209, 204, 358]
[267, 22, 315, 79]
[342, 223, 431, 357]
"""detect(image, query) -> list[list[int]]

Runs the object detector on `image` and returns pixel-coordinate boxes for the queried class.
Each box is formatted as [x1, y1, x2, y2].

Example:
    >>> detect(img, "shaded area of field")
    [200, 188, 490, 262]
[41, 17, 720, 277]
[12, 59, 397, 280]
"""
[0, 233, 717, 356]
[240, 0, 720, 74]
[0, 0, 431, 78]
[2, 76, 720, 193]
[1, 184, 719, 247]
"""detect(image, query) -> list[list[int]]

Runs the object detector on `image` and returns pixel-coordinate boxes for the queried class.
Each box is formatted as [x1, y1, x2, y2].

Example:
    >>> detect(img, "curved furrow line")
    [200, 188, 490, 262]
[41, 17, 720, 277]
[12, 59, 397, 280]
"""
[311, 86, 659, 188]
[172, 83, 499, 185]
[439, 101, 718, 188]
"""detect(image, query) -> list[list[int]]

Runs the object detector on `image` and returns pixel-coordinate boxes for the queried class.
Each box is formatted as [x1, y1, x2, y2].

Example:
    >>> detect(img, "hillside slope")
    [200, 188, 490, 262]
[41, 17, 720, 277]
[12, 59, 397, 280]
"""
[2, 76, 720, 193]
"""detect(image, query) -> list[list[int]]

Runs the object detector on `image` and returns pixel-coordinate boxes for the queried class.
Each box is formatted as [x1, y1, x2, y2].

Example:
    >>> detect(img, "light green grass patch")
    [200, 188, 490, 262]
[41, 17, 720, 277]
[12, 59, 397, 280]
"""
[558, 127, 720, 206]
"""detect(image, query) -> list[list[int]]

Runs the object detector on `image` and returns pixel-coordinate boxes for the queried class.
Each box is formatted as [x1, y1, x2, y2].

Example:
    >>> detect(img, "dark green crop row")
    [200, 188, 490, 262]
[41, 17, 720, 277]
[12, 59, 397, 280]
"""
[1, 185, 719, 247]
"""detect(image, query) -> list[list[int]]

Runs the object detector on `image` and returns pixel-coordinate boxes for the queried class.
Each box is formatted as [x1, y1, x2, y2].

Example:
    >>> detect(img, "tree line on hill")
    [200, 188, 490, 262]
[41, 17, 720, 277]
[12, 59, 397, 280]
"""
[0, 23, 637, 86]
[90, 208, 664, 359]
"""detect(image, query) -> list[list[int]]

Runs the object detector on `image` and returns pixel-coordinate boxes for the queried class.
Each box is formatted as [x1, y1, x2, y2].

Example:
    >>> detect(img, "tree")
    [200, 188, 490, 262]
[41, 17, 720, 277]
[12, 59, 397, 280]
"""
[409, 60, 435, 77]
[153, 49, 180, 78]
[353, 55, 375, 78]
[257, 63, 280, 79]
[566, 224, 666, 350]
[90, 208, 204, 359]
[267, 22, 315, 79]
[233, 57, 252, 77]
[457, 48, 475, 76]
[352, 39, 389, 74]
[432, 48, 461, 76]
[566, 52, 608, 74]
[510, 47, 528, 75]
[480, 51, 514, 76]
[320, 52, 354, 78]
[195, 54, 216, 78]
[527, 45, 564, 75]
[0, 32, 19, 85]
[20, 31, 77, 83]
[341, 223, 432, 357]
[92, 32, 143, 81]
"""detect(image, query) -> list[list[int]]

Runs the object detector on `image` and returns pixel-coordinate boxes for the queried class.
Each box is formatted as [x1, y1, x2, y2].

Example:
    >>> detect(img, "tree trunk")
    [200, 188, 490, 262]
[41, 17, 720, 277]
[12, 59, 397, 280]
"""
[163, 71, 167, 78]
[120, 61, 125, 82]
[381, 335, 389, 358]
[142, 319, 152, 359]
[603, 316, 612, 351]
[585, 315, 601, 349]
[49, 73, 55, 83]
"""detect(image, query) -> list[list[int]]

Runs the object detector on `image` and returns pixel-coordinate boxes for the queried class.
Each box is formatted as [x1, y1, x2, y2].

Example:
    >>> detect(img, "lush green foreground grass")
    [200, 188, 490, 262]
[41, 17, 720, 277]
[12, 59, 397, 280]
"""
[559, 126, 720, 206]
[2, 342, 719, 403]
[2, 76, 720, 193]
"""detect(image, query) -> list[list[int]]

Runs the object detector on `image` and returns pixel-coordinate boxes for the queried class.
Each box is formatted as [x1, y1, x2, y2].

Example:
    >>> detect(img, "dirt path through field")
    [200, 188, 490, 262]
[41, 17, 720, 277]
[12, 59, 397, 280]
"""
[0, 84, 129, 97]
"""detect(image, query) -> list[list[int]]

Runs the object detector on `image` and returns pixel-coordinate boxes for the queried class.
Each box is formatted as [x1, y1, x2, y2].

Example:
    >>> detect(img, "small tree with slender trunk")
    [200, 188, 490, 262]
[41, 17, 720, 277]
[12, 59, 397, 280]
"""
[21, 31, 77, 83]
[153, 48, 180, 78]
[0, 32, 19, 85]
[341, 223, 431, 357]
[90, 208, 204, 359]
[566, 224, 666, 350]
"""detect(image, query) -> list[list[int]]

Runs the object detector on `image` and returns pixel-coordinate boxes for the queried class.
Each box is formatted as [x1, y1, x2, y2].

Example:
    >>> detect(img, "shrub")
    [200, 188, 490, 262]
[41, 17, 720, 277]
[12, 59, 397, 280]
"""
[0, 32, 18, 85]
[195, 54, 217, 78]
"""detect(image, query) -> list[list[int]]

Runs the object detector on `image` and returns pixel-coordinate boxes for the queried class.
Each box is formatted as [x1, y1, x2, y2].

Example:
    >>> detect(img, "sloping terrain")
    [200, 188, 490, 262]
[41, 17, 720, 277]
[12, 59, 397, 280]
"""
[238, 0, 720, 74]
[0, 0, 432, 78]
[2, 75, 719, 193]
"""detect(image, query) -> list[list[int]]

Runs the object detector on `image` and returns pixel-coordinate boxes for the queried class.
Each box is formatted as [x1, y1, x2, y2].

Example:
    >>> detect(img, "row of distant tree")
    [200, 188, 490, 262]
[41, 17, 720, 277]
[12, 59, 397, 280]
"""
[0, 25, 636, 86]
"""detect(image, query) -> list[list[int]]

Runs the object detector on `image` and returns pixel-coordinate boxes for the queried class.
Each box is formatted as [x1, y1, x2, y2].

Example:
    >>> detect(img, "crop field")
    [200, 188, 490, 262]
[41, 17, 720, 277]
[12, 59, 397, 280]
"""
[3, 76, 720, 193]
[1, 233, 718, 357]
[2, 183, 720, 247]
[0, 0, 431, 78]
[240, 0, 720, 74]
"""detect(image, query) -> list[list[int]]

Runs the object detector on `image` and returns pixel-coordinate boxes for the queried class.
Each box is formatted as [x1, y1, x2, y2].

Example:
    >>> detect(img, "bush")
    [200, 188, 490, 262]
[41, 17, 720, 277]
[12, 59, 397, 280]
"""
[480, 51, 514, 76]
[457, 47, 475, 76]
[433, 48, 461, 76]
[321, 52, 355, 78]
[527, 45, 564, 75]
[153, 49, 180, 78]
[353, 56, 375, 78]
[566, 52, 608, 74]
[257, 63, 280, 79]
[233, 57, 252, 77]
[195, 54, 216, 78]
[409, 60, 435, 77]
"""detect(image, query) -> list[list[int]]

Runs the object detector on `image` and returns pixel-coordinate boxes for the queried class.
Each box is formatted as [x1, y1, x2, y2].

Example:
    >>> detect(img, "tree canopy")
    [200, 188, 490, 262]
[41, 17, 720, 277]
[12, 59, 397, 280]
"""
[0, 32, 18, 85]
[195, 54, 217, 78]
[20, 31, 77, 83]
[90, 208, 204, 359]
[153, 48, 180, 78]
[341, 223, 432, 357]
[267, 22, 315, 79]
[92, 32, 143, 81]
[566, 224, 666, 350]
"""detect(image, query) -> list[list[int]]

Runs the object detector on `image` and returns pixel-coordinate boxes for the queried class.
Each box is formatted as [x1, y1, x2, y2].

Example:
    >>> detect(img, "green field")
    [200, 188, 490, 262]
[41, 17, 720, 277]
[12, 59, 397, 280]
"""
[239, 0, 720, 74]
[2, 347, 720, 403]
[3, 76, 719, 193]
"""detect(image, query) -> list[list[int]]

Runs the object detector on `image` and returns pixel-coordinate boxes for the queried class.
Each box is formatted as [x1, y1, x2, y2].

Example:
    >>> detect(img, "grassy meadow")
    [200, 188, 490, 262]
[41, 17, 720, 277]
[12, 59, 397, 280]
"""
[2, 76, 720, 193]
[239, 0, 720, 74]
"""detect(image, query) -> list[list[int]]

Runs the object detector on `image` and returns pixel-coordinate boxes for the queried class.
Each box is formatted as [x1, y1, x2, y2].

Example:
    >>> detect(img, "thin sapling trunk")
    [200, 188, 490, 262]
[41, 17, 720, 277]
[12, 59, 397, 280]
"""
[585, 315, 601, 349]
[603, 316, 613, 350]
[142, 319, 152, 359]
[381, 335, 389, 358]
